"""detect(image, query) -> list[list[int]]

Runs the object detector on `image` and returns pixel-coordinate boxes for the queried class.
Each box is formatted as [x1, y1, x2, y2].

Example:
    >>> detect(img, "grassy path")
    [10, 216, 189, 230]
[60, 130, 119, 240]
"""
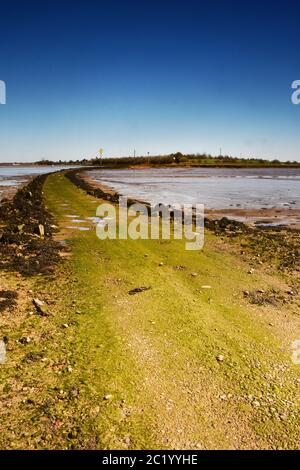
[0, 172, 299, 449]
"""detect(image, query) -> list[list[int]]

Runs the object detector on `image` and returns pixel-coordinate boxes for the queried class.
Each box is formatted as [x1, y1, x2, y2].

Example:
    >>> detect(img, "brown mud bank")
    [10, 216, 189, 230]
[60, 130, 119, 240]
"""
[0, 174, 62, 276]
[65, 169, 299, 277]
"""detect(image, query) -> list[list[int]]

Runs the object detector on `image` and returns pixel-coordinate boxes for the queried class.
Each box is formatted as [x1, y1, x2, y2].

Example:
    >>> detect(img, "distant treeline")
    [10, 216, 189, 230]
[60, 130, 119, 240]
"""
[35, 153, 300, 168]
[90, 153, 300, 168]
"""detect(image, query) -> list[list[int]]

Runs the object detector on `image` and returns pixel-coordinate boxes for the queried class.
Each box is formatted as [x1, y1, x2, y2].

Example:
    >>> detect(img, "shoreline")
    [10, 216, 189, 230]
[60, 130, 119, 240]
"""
[65, 168, 300, 277]
[74, 168, 300, 231]
[0, 175, 33, 202]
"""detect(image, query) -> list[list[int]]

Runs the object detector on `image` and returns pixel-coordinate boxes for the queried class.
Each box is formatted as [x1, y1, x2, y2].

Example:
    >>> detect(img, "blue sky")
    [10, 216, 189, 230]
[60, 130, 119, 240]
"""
[0, 0, 299, 162]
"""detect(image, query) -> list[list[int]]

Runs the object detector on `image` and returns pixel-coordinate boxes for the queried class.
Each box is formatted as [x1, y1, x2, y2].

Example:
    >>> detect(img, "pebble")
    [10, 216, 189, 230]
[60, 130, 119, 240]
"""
[123, 436, 131, 446]
[216, 355, 225, 362]
[19, 337, 31, 345]
[104, 394, 113, 401]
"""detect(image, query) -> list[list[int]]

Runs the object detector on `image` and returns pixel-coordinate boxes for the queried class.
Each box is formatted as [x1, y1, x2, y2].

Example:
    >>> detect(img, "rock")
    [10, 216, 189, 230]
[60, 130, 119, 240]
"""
[39, 224, 45, 238]
[33, 298, 44, 308]
[19, 336, 31, 345]
[123, 436, 131, 446]
[33, 298, 51, 317]
[23, 352, 44, 363]
[216, 355, 225, 362]
[201, 285, 211, 289]
[129, 287, 151, 295]
[243, 290, 250, 296]
[62, 323, 69, 329]
[252, 400, 261, 407]
[248, 269, 254, 274]
[191, 273, 198, 277]
[104, 394, 113, 401]
[0, 340, 6, 365]
[158, 262, 164, 266]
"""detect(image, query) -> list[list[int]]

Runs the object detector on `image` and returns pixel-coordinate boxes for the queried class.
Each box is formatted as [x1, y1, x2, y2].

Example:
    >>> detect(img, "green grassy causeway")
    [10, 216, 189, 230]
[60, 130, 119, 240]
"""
[0, 172, 299, 449]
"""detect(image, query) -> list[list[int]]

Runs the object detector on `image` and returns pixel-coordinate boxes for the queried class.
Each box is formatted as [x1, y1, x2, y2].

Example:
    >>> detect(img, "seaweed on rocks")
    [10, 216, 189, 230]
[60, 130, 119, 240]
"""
[0, 174, 61, 276]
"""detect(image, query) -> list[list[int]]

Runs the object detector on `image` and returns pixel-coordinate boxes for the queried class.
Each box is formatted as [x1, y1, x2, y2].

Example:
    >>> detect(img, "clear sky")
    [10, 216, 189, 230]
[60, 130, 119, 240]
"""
[0, 0, 300, 162]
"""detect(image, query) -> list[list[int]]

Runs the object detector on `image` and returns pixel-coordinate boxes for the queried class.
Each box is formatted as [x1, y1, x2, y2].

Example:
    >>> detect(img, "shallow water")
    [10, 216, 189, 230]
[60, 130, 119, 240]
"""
[0, 165, 78, 200]
[87, 167, 300, 210]
[66, 226, 91, 231]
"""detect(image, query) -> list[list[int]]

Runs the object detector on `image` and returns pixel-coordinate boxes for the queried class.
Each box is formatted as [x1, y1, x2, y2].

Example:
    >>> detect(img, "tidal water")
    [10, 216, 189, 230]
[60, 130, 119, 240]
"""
[87, 167, 300, 210]
[0, 165, 77, 200]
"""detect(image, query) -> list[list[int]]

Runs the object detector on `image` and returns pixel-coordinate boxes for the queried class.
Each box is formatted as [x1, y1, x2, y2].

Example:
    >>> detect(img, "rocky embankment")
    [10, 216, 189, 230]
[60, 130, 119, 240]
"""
[0, 174, 61, 276]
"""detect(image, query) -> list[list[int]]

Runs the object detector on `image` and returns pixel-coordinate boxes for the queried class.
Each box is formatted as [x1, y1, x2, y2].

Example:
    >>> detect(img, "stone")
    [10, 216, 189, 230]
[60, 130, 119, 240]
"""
[104, 394, 113, 401]
[216, 355, 225, 362]
[129, 287, 151, 295]
[19, 337, 31, 345]
[33, 298, 51, 317]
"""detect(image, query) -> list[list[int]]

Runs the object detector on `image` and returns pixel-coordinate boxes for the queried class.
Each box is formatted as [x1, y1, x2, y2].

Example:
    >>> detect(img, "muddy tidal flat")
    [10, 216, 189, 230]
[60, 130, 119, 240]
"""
[85, 167, 300, 228]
